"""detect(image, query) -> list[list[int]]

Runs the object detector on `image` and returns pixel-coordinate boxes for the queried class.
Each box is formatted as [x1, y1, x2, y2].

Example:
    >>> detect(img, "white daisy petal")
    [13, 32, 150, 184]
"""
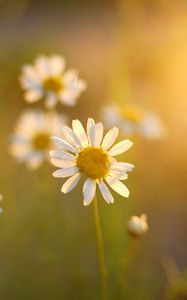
[26, 153, 44, 170]
[83, 178, 96, 206]
[95, 122, 103, 146]
[53, 166, 79, 178]
[51, 158, 76, 168]
[21, 65, 38, 79]
[72, 119, 88, 147]
[108, 171, 128, 181]
[52, 136, 78, 153]
[49, 149, 75, 161]
[59, 89, 77, 106]
[49, 54, 66, 76]
[87, 118, 96, 146]
[45, 92, 58, 108]
[61, 173, 81, 193]
[64, 69, 78, 84]
[64, 69, 87, 93]
[102, 127, 119, 150]
[108, 139, 133, 156]
[62, 126, 82, 148]
[98, 180, 114, 204]
[110, 162, 135, 172]
[20, 65, 41, 89]
[75, 79, 87, 92]
[106, 177, 129, 197]
[24, 90, 43, 103]
[35, 55, 50, 79]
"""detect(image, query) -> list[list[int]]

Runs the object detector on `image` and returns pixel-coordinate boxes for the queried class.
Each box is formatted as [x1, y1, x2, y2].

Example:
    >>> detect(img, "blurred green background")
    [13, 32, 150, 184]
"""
[0, 0, 187, 299]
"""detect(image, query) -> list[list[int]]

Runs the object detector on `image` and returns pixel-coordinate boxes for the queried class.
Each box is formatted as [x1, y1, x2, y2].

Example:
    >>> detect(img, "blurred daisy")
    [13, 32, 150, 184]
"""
[20, 54, 87, 108]
[127, 214, 148, 237]
[9, 110, 68, 170]
[0, 194, 3, 213]
[50, 118, 134, 206]
[102, 103, 166, 140]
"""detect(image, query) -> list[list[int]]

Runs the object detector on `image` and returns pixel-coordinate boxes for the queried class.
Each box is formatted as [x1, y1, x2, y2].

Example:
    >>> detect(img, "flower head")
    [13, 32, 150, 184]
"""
[50, 118, 134, 206]
[103, 103, 166, 140]
[20, 54, 87, 108]
[127, 214, 148, 237]
[9, 110, 68, 170]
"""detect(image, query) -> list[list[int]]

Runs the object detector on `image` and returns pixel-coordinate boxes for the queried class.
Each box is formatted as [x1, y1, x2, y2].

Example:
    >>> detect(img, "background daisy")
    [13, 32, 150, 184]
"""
[102, 103, 166, 140]
[9, 110, 68, 170]
[50, 118, 134, 206]
[20, 54, 87, 108]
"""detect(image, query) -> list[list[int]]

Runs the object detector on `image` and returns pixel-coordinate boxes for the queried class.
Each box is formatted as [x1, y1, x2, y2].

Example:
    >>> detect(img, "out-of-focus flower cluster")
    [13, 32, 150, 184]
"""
[9, 54, 87, 170]
[9, 53, 166, 172]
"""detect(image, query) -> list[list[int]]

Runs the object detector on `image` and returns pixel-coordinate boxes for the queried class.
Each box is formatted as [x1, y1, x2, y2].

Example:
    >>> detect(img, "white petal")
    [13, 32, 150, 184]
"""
[64, 69, 78, 84]
[59, 90, 77, 106]
[87, 118, 96, 146]
[110, 162, 135, 172]
[53, 166, 79, 178]
[108, 170, 128, 181]
[49, 150, 75, 161]
[95, 122, 103, 146]
[20, 65, 41, 89]
[24, 90, 42, 103]
[62, 126, 82, 148]
[52, 136, 78, 153]
[21, 65, 38, 79]
[108, 139, 133, 156]
[75, 79, 87, 92]
[72, 119, 88, 147]
[64, 69, 87, 93]
[49, 55, 66, 76]
[26, 153, 44, 170]
[45, 93, 58, 108]
[102, 127, 119, 150]
[51, 158, 76, 168]
[83, 178, 96, 206]
[35, 55, 51, 79]
[98, 180, 114, 204]
[106, 177, 129, 197]
[61, 173, 81, 193]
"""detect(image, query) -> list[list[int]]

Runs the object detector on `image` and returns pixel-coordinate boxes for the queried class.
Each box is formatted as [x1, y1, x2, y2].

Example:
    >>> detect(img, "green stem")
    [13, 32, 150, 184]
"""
[118, 238, 137, 299]
[93, 196, 108, 300]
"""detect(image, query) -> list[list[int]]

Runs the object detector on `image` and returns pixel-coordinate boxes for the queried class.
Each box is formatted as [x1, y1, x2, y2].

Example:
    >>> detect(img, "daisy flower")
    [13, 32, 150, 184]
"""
[50, 118, 134, 206]
[127, 214, 148, 237]
[102, 103, 166, 140]
[20, 54, 87, 108]
[9, 110, 68, 170]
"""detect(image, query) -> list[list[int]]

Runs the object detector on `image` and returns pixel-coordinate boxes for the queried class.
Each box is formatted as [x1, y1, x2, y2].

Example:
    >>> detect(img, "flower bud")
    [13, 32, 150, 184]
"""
[127, 214, 148, 237]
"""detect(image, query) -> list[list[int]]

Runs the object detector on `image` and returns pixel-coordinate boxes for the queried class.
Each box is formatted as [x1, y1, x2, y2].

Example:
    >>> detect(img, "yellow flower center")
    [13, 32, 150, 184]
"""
[121, 105, 144, 123]
[32, 132, 51, 150]
[76, 147, 110, 180]
[43, 77, 63, 93]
